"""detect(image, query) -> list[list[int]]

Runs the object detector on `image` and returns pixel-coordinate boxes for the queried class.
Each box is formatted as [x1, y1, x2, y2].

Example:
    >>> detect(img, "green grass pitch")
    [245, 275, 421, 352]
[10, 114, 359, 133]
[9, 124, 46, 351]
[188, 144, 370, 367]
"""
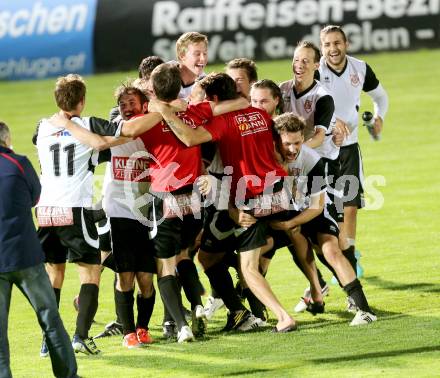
[0, 49, 439, 377]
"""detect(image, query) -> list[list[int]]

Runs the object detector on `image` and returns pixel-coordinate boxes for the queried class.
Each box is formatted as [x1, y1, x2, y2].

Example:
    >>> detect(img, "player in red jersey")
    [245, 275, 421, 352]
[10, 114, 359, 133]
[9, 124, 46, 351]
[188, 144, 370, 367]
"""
[153, 72, 299, 333]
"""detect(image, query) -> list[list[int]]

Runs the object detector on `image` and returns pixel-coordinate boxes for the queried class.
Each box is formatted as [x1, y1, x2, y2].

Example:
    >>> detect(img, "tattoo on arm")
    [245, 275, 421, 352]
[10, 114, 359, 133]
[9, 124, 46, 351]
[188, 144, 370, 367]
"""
[165, 117, 184, 136]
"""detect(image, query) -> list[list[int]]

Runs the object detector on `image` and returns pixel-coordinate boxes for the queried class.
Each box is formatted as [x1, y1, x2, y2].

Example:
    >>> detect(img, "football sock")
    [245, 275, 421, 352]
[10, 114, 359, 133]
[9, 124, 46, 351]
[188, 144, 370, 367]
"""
[222, 250, 238, 270]
[177, 259, 203, 309]
[75, 283, 99, 339]
[211, 286, 220, 299]
[53, 288, 61, 308]
[158, 275, 187, 330]
[317, 269, 327, 290]
[136, 290, 155, 330]
[115, 289, 135, 335]
[242, 288, 266, 321]
[205, 263, 246, 313]
[343, 278, 372, 313]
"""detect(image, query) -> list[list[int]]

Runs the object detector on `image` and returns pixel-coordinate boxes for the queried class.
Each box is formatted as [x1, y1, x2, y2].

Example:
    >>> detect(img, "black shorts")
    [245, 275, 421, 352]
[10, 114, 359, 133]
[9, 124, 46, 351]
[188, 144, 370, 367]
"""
[38, 207, 100, 265]
[301, 204, 340, 245]
[235, 182, 294, 253]
[339, 143, 365, 209]
[261, 229, 292, 260]
[200, 206, 237, 253]
[150, 188, 203, 259]
[97, 218, 112, 252]
[109, 217, 155, 273]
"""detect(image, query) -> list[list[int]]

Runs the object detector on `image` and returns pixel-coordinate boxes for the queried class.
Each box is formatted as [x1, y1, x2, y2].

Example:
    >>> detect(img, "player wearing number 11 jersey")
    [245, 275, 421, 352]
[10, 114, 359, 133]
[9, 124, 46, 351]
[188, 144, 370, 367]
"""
[34, 74, 123, 356]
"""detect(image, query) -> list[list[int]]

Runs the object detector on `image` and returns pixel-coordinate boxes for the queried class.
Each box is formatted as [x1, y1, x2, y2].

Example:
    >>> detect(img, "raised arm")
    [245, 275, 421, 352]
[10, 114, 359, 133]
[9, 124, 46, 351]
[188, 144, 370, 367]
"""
[209, 96, 249, 116]
[49, 113, 131, 151]
[120, 112, 163, 137]
[155, 102, 213, 147]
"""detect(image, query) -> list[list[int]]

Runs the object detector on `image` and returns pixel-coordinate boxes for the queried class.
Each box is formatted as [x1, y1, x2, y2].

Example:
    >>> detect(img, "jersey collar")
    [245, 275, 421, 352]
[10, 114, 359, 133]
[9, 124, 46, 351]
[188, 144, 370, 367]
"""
[325, 58, 348, 77]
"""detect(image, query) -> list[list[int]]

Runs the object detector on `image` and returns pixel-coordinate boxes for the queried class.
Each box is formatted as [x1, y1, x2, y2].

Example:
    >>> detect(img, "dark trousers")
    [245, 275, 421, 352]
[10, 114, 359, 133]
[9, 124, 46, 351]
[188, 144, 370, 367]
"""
[0, 263, 78, 378]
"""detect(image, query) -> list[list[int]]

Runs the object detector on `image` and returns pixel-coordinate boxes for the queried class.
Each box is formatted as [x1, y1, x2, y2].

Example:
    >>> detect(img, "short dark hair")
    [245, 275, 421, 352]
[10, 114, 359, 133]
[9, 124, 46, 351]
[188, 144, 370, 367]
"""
[226, 58, 258, 83]
[199, 73, 239, 101]
[54, 74, 86, 111]
[114, 80, 148, 106]
[138, 56, 165, 79]
[150, 62, 182, 102]
[320, 25, 347, 43]
[0, 121, 10, 147]
[251, 79, 284, 114]
[274, 113, 305, 135]
[294, 41, 321, 63]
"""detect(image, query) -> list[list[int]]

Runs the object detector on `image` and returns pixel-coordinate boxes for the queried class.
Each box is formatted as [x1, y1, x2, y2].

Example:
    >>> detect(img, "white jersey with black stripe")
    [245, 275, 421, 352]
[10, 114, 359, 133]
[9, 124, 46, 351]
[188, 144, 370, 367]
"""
[280, 79, 339, 160]
[103, 136, 151, 220]
[36, 116, 119, 208]
[286, 145, 336, 227]
[318, 55, 380, 146]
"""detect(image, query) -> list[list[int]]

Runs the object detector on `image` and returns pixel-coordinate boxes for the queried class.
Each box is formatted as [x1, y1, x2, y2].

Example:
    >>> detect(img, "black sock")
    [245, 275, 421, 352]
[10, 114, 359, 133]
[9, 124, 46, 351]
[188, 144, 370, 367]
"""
[158, 275, 187, 330]
[211, 285, 219, 298]
[115, 289, 135, 335]
[163, 303, 174, 323]
[342, 246, 357, 275]
[205, 263, 245, 313]
[75, 283, 99, 339]
[316, 269, 327, 289]
[343, 278, 371, 313]
[177, 259, 203, 309]
[113, 274, 122, 324]
[242, 288, 266, 321]
[136, 290, 155, 330]
[316, 253, 342, 287]
[53, 288, 61, 308]
[222, 251, 238, 270]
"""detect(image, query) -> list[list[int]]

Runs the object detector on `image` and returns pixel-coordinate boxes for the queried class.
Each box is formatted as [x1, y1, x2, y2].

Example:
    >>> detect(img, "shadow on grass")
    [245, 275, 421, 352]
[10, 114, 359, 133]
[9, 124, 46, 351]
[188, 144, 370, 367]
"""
[365, 276, 440, 293]
[221, 368, 274, 376]
[310, 345, 440, 363]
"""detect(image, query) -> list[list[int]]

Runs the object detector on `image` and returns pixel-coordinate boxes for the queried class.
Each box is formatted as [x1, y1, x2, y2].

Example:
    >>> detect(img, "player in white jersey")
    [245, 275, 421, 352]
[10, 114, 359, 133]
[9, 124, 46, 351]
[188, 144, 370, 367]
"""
[34, 75, 126, 356]
[36, 75, 161, 356]
[271, 113, 377, 326]
[318, 25, 389, 274]
[175, 32, 208, 99]
[104, 85, 157, 348]
[62, 83, 157, 349]
[279, 41, 359, 311]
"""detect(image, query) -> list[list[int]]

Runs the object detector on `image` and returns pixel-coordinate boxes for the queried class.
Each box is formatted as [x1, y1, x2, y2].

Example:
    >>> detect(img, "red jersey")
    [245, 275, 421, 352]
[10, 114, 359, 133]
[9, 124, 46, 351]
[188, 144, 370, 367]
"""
[139, 102, 213, 192]
[204, 106, 287, 199]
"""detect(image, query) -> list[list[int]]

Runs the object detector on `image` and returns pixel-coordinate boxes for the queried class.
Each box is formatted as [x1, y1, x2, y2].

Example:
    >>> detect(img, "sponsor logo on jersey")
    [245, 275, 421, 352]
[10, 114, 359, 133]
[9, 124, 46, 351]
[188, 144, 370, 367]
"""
[304, 99, 313, 113]
[54, 130, 72, 137]
[163, 192, 201, 218]
[251, 188, 290, 217]
[350, 74, 360, 86]
[112, 156, 150, 182]
[235, 112, 268, 136]
[37, 206, 74, 227]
